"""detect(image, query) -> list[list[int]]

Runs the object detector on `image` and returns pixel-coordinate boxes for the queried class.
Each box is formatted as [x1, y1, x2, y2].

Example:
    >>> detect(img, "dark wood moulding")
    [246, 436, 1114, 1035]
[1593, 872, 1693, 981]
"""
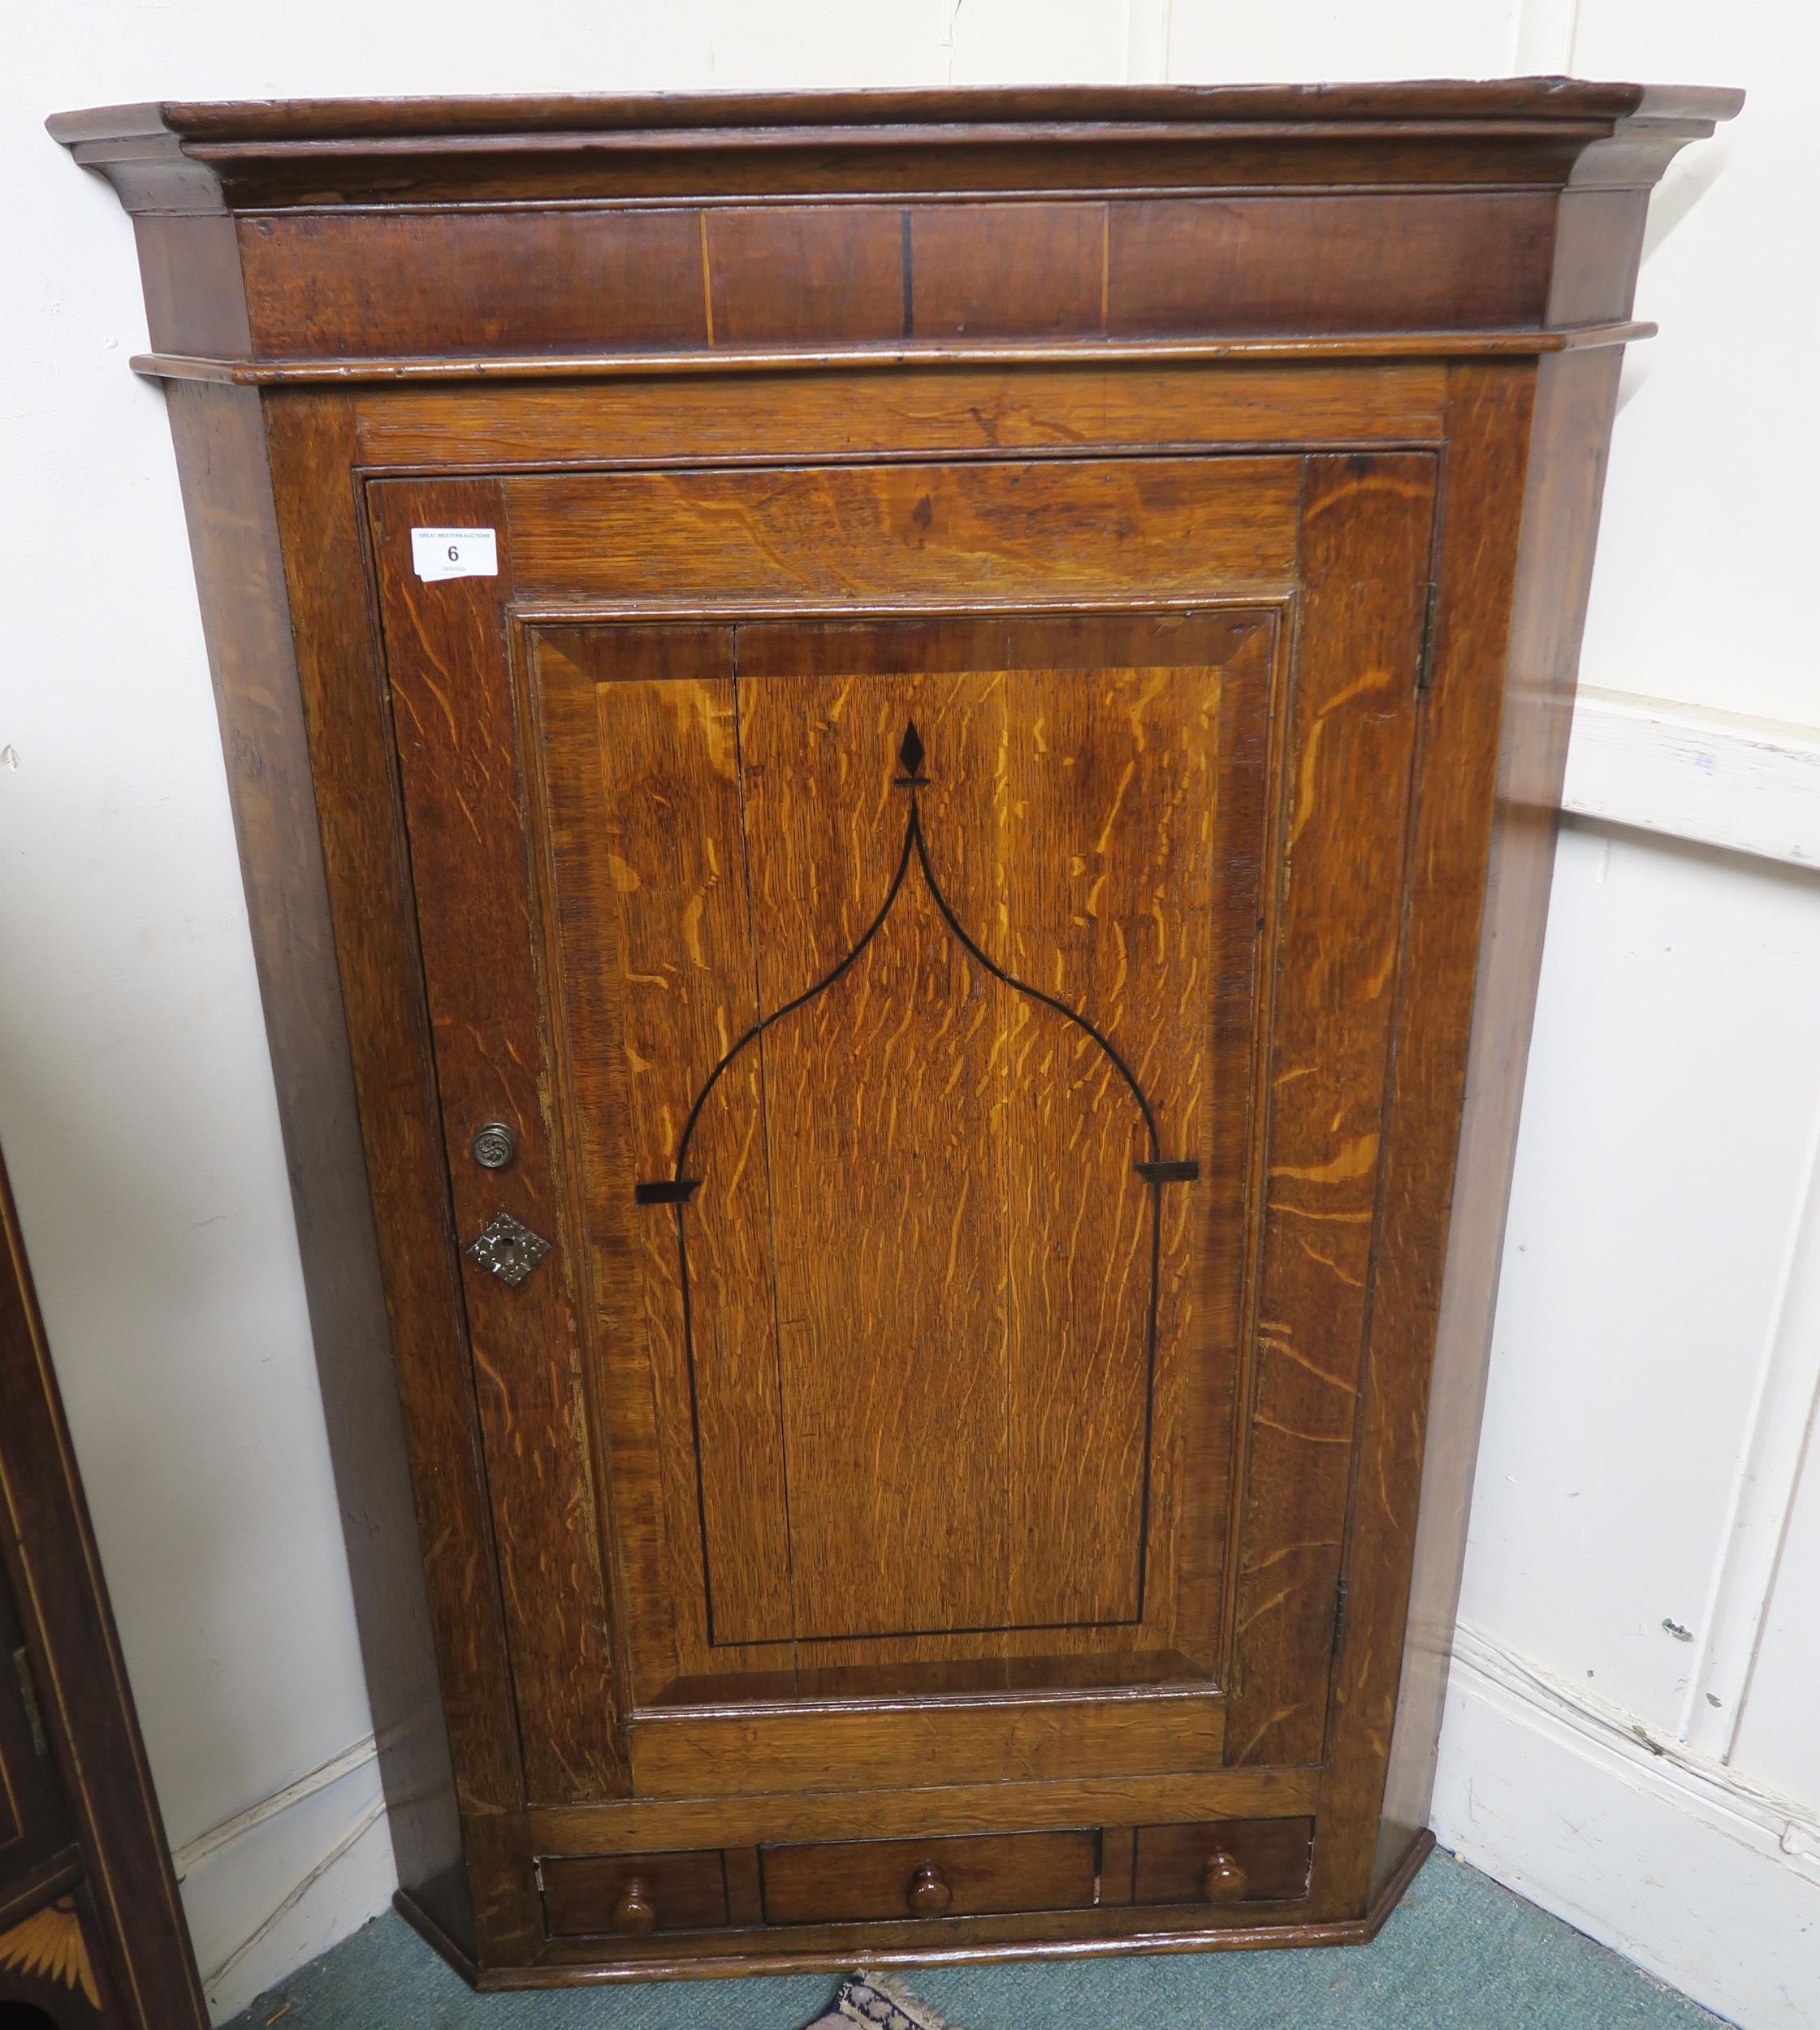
[51, 82, 1739, 369]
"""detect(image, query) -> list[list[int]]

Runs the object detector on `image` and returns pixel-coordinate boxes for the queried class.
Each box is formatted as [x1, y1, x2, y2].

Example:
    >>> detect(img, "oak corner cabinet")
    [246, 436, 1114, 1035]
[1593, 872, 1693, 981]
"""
[54, 80, 1739, 1985]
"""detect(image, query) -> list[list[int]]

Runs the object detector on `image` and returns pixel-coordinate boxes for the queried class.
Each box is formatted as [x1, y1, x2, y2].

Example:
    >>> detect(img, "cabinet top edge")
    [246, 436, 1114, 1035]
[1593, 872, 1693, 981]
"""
[48, 78, 1743, 153]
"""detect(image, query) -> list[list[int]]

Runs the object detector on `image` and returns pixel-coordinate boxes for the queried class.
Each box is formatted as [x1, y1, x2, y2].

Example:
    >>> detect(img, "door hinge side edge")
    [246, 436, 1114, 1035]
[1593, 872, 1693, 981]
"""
[1416, 580, 1442, 696]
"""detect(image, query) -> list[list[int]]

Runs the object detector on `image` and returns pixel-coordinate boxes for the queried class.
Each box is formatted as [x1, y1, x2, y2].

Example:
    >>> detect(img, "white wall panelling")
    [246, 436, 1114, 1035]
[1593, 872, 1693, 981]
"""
[1571, 0, 1818, 726]
[1122, 0, 1172, 84]
[1564, 691, 1820, 871]
[1678, 1103, 1820, 1761]
[1437, 808, 1820, 2030]
[1727, 1410, 1820, 1808]
[1459, 819, 1820, 1735]
[1435, 1624, 1820, 2030]
[1507, 0, 1580, 76]
[4, 3, 1812, 2024]
[1168, 2, 1515, 86]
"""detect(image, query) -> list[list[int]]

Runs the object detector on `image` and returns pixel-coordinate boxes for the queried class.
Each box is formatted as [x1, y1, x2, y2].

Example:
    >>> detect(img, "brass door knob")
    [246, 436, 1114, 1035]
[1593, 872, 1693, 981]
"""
[906, 1862, 953, 1916]
[612, 1877, 657, 1934]
[471, 1121, 517, 1170]
[1201, 1846, 1249, 1903]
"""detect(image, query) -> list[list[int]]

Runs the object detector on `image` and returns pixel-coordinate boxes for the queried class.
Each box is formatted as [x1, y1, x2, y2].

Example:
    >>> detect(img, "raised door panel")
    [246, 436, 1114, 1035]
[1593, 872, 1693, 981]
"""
[367, 451, 1436, 1808]
[525, 611, 1267, 1717]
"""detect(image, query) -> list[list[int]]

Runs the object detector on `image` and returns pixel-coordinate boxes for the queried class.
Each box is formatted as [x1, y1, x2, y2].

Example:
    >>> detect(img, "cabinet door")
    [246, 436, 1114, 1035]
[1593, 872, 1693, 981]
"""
[369, 452, 1436, 1804]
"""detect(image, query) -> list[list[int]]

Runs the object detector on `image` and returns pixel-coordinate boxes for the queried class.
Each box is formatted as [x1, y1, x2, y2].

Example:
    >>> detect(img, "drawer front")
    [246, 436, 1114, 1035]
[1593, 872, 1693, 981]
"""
[1131, 1816, 1314, 1905]
[761, 1829, 1098, 1925]
[540, 1849, 728, 1937]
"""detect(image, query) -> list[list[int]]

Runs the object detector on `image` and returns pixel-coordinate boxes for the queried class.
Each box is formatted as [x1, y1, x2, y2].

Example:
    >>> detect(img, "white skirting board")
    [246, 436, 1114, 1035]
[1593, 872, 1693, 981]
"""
[171, 1734, 395, 2025]
[1433, 1622, 1820, 2030]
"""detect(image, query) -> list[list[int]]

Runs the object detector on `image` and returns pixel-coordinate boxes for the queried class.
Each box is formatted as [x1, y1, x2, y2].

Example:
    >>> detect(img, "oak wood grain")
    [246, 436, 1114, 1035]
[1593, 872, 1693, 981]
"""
[761, 1829, 1098, 1924]
[532, 604, 1269, 1704]
[513, 1833, 1433, 1979]
[1131, 1816, 1313, 1904]
[1107, 194, 1554, 337]
[506, 456, 1299, 607]
[541, 1850, 728, 1937]
[530, 636, 798, 1687]
[240, 208, 707, 361]
[352, 362, 1450, 473]
[261, 392, 512, 1950]
[1224, 453, 1437, 1769]
[525, 1762, 1321, 1857]
[368, 479, 625, 1806]
[707, 208, 907, 347]
[628, 1691, 1226, 1801]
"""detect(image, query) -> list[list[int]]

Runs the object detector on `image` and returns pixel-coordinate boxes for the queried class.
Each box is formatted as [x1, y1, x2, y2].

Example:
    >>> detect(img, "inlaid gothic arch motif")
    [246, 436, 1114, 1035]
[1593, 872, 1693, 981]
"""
[636, 721, 1200, 1644]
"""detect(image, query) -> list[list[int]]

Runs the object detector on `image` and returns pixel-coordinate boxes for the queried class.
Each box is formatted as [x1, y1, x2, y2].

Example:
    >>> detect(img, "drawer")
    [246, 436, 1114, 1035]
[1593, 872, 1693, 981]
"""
[762, 1829, 1099, 1925]
[539, 1849, 728, 1937]
[1131, 1816, 1314, 1905]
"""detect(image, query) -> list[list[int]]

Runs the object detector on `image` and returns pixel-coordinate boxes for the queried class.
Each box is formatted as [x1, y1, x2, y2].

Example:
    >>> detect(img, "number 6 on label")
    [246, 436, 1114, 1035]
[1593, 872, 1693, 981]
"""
[411, 526, 499, 582]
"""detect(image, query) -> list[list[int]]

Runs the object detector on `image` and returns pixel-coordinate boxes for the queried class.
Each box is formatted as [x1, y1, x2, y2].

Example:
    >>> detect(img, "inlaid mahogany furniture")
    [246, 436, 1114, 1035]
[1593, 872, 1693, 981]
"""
[54, 81, 1738, 1986]
[0, 1143, 210, 2028]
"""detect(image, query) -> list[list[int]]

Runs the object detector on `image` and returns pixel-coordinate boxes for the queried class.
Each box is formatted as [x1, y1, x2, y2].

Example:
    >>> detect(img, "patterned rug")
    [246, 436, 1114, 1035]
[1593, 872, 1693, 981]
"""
[804, 1972, 964, 2030]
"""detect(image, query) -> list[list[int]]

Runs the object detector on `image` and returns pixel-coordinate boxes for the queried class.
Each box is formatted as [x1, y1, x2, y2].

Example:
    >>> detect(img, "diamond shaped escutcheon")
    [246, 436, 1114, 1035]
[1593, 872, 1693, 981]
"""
[465, 1210, 551, 1288]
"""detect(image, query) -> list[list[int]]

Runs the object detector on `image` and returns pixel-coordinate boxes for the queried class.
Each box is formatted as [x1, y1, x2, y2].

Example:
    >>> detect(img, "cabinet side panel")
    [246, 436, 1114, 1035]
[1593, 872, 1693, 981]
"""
[166, 383, 475, 1950]
[1316, 352, 1619, 1909]
[133, 214, 252, 361]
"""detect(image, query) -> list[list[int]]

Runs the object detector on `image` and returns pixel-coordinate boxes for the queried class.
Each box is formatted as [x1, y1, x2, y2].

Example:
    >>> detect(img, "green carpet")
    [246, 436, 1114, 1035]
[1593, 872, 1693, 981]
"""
[230, 1851, 1727, 2029]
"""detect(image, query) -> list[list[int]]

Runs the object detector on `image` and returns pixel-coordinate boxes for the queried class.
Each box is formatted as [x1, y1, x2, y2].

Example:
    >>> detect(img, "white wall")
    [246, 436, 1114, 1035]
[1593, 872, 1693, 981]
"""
[2, 4, 1811, 2025]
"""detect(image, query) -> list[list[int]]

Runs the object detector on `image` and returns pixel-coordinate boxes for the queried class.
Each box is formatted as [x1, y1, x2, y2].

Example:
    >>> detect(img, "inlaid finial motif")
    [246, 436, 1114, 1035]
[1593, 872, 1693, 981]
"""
[897, 721, 927, 782]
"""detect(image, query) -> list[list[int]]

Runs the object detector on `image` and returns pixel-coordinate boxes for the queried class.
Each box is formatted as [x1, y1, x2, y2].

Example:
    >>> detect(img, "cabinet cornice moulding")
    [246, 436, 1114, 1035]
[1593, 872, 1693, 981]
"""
[49, 81, 1740, 373]
[45, 81, 1742, 213]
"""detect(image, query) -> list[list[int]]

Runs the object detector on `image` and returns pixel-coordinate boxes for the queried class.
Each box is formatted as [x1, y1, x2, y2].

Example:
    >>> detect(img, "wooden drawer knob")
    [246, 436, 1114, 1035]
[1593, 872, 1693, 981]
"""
[906, 1862, 953, 1916]
[612, 1877, 657, 1935]
[1201, 1847, 1249, 1903]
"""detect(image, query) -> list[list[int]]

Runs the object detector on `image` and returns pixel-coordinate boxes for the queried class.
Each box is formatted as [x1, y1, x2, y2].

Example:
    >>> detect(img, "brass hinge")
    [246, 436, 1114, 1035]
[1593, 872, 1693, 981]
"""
[1415, 580, 1442, 696]
[1331, 1578, 1350, 1661]
[11, 1646, 47, 1758]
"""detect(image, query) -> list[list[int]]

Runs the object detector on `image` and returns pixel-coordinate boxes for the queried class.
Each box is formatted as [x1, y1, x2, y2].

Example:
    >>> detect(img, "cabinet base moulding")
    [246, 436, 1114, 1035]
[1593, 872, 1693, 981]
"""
[413, 1833, 1440, 1989]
